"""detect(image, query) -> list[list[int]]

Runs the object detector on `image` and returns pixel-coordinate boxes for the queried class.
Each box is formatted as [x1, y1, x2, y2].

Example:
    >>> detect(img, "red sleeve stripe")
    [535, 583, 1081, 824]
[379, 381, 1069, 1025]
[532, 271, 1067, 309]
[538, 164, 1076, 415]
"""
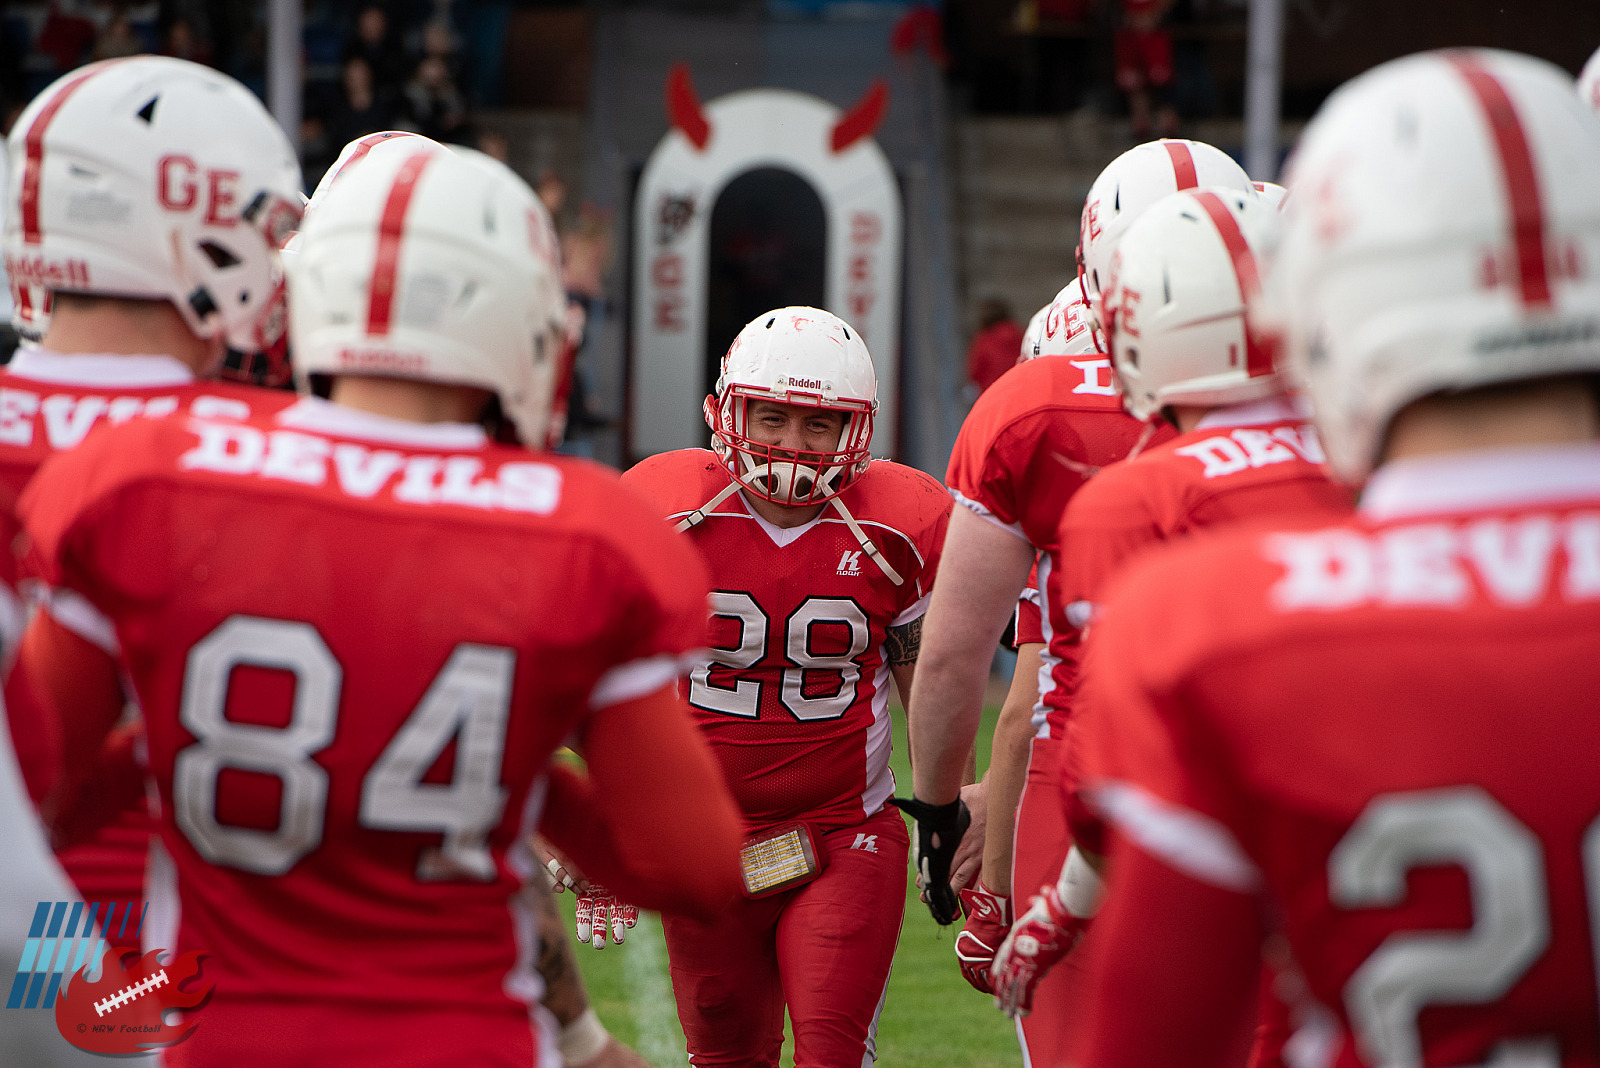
[19, 65, 111, 245]
[1163, 141, 1199, 190]
[365, 149, 440, 337]
[1445, 52, 1553, 309]
[1191, 190, 1273, 378]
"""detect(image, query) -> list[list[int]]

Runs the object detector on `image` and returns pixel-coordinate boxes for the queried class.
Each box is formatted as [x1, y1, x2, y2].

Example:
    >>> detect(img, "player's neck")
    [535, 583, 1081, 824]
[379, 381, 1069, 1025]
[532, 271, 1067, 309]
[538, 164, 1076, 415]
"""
[743, 493, 826, 529]
[1381, 377, 1600, 466]
[40, 296, 218, 374]
[1167, 405, 1211, 434]
[328, 374, 494, 426]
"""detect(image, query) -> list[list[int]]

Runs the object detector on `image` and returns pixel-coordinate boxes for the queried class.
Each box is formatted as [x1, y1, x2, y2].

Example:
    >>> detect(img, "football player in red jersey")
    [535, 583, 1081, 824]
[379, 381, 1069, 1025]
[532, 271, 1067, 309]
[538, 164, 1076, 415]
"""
[11, 136, 743, 1066]
[621, 307, 950, 1067]
[1068, 49, 1600, 1068]
[909, 139, 1249, 1064]
[988, 186, 1350, 1025]
[0, 57, 306, 918]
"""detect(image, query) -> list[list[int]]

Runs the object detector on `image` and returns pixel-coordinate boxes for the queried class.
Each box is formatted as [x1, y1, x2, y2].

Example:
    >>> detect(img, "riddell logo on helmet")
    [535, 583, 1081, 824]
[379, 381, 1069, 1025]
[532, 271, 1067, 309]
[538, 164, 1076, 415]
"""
[781, 377, 827, 391]
[337, 347, 428, 374]
[4, 253, 90, 289]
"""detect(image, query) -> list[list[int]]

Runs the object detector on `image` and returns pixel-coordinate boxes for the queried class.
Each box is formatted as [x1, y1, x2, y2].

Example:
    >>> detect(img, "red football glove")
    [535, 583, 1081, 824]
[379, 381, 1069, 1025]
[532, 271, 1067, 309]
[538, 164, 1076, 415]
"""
[990, 883, 1090, 1018]
[954, 882, 1012, 994]
[575, 887, 637, 949]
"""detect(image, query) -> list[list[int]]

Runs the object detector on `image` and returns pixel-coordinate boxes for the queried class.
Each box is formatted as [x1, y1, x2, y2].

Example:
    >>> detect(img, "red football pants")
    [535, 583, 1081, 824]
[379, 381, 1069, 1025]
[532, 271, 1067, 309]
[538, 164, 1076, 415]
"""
[1013, 733, 1092, 1065]
[662, 806, 909, 1068]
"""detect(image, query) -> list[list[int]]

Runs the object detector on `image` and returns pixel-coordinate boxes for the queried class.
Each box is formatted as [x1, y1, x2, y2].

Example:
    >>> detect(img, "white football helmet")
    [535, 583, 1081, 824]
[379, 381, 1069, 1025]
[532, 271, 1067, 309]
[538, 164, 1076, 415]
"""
[1020, 301, 1051, 362]
[1270, 48, 1600, 482]
[1580, 45, 1600, 114]
[1077, 139, 1253, 311]
[1253, 181, 1289, 211]
[1031, 282, 1101, 360]
[287, 136, 569, 449]
[1103, 188, 1282, 421]
[705, 307, 877, 506]
[3, 57, 303, 350]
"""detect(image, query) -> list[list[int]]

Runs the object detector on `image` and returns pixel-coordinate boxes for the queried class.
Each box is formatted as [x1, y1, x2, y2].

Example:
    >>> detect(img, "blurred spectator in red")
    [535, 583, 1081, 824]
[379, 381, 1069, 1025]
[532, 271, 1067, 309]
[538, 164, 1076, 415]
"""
[966, 298, 1024, 396]
[94, 8, 145, 61]
[344, 4, 407, 98]
[36, 7, 98, 76]
[1116, 0, 1178, 137]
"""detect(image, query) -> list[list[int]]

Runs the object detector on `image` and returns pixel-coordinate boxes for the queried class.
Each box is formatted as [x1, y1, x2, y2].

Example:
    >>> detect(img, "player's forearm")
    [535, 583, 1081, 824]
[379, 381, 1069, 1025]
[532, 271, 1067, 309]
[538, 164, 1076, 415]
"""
[907, 507, 1035, 803]
[581, 686, 743, 918]
[980, 644, 1043, 897]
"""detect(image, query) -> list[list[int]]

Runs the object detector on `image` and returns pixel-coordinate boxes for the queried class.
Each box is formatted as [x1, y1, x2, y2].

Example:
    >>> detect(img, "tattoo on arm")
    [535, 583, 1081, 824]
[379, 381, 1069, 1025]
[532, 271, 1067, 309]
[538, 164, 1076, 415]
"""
[886, 616, 922, 667]
[531, 881, 589, 1026]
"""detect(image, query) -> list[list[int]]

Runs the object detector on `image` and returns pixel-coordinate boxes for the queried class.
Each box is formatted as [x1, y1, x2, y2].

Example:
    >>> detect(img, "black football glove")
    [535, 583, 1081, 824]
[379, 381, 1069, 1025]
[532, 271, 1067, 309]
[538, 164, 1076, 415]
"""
[889, 795, 971, 925]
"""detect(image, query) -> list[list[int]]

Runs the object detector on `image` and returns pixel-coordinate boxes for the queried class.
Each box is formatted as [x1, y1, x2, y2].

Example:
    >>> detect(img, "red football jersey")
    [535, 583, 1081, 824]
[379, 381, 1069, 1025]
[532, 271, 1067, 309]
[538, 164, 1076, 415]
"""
[19, 398, 709, 1065]
[1048, 397, 1352, 721]
[624, 450, 950, 834]
[944, 353, 1167, 738]
[1076, 443, 1600, 1068]
[0, 350, 296, 909]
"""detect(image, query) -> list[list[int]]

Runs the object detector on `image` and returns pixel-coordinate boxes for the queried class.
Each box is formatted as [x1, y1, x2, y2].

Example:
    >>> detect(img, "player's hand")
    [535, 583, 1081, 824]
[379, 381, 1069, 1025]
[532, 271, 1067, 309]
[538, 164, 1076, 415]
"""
[954, 882, 1011, 994]
[575, 887, 637, 949]
[991, 883, 1089, 1018]
[533, 835, 593, 895]
[569, 1036, 651, 1068]
[890, 795, 971, 924]
[950, 781, 988, 895]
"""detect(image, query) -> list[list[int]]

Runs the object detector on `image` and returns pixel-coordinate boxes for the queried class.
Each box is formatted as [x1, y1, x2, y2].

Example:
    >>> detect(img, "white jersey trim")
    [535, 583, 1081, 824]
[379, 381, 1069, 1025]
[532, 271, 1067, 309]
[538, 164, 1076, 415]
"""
[1032, 552, 1056, 736]
[949, 488, 1030, 543]
[1089, 780, 1261, 893]
[861, 652, 895, 820]
[664, 503, 933, 571]
[1194, 393, 1310, 430]
[1360, 443, 1600, 522]
[44, 588, 120, 656]
[5, 349, 196, 388]
[891, 591, 931, 629]
[589, 654, 691, 710]
[277, 397, 490, 450]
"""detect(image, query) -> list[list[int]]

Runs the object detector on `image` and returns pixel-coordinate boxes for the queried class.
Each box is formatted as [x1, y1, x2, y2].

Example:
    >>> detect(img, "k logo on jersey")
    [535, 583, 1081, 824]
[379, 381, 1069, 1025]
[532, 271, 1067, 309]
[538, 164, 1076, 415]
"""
[836, 550, 863, 576]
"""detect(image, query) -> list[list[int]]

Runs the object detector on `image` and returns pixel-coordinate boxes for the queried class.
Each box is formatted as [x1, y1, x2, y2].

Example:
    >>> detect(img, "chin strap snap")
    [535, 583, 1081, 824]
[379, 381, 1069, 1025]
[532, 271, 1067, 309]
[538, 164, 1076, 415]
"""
[829, 495, 904, 586]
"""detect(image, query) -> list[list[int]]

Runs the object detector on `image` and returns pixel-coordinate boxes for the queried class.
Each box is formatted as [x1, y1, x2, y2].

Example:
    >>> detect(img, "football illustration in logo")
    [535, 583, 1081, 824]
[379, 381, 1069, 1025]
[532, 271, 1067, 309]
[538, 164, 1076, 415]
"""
[54, 948, 212, 1054]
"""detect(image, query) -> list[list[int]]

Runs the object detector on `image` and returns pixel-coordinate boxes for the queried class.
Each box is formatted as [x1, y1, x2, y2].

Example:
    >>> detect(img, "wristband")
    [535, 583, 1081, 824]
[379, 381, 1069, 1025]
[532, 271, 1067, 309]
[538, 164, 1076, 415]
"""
[1059, 845, 1104, 919]
[558, 1007, 610, 1065]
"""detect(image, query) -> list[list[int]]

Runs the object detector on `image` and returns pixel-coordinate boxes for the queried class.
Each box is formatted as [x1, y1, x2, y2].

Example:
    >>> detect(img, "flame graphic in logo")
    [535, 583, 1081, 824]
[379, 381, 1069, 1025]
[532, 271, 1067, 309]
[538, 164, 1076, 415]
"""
[54, 948, 212, 1054]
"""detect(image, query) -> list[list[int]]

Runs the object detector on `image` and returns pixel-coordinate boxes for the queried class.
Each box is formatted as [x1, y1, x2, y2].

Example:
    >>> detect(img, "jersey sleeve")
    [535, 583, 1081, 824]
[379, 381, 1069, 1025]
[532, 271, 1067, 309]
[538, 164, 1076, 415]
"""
[945, 400, 1030, 541]
[895, 467, 954, 622]
[1072, 550, 1262, 896]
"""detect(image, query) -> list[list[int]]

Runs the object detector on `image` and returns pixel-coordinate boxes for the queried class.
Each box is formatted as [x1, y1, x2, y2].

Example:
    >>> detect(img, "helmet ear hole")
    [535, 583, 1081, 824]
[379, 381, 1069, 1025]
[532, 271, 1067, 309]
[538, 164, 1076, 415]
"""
[1126, 347, 1139, 370]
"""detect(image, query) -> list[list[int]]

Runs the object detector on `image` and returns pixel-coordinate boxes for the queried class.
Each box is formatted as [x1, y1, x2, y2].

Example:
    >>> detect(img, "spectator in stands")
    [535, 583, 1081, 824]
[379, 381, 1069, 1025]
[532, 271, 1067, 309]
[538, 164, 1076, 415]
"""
[966, 298, 1024, 396]
[404, 53, 469, 144]
[95, 8, 146, 61]
[324, 54, 401, 152]
[1116, 0, 1178, 137]
[160, 16, 213, 67]
[476, 127, 511, 163]
[344, 4, 407, 98]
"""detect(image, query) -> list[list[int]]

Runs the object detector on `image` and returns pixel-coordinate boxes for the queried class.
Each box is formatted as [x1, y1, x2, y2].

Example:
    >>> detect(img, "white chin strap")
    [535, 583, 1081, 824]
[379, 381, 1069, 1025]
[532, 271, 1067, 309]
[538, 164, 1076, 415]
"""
[675, 464, 904, 587]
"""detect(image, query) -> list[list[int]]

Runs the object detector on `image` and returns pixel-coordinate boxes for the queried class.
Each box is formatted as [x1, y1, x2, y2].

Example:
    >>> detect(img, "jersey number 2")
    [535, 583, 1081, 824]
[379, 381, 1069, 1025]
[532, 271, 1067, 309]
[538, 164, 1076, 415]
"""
[689, 592, 870, 721]
[1330, 786, 1600, 1067]
[174, 615, 512, 880]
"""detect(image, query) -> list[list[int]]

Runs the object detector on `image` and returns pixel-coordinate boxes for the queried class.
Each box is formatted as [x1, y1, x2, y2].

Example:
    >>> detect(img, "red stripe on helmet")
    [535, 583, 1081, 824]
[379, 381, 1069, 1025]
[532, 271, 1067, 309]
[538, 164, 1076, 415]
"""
[1446, 52, 1552, 308]
[19, 65, 108, 245]
[332, 131, 418, 186]
[1163, 141, 1199, 190]
[1192, 190, 1273, 378]
[366, 150, 439, 336]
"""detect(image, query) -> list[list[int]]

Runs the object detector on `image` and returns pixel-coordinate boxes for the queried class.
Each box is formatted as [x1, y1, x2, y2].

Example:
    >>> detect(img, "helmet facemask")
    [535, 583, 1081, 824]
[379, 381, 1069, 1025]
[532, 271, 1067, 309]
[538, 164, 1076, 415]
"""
[706, 386, 874, 507]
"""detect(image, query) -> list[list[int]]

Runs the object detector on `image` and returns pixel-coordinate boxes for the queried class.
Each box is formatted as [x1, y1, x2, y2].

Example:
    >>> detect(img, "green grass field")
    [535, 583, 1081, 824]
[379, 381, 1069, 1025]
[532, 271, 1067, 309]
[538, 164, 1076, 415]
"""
[559, 705, 1022, 1066]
